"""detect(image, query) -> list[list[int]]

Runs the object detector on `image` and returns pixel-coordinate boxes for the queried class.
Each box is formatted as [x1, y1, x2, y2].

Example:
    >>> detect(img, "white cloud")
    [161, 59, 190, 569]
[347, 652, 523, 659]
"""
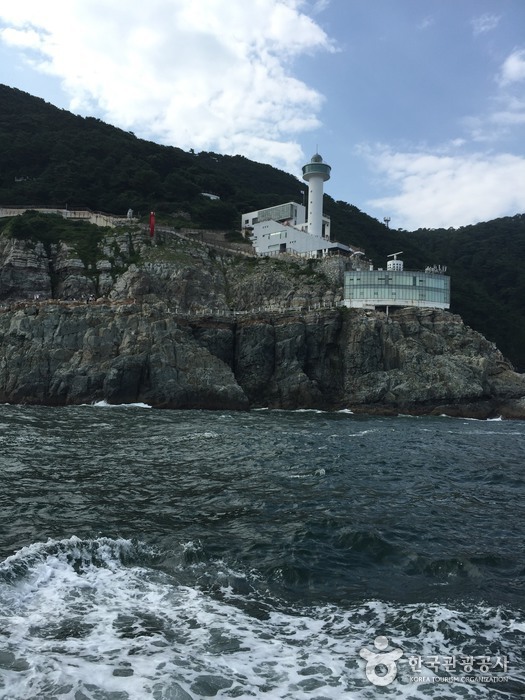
[0, 0, 334, 172]
[361, 145, 525, 230]
[490, 108, 525, 127]
[462, 50, 525, 142]
[471, 13, 500, 36]
[499, 48, 525, 86]
[1, 27, 44, 50]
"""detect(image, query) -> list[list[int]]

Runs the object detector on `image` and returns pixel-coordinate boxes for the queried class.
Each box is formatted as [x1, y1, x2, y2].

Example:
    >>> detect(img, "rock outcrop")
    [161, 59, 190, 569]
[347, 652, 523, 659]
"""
[0, 225, 338, 311]
[0, 301, 524, 417]
[0, 237, 52, 299]
[0, 301, 248, 410]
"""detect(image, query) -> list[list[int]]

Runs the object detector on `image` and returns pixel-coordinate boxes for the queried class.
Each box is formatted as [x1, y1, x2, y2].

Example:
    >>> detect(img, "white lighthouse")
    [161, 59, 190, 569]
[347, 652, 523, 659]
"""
[302, 152, 331, 238]
[240, 148, 353, 257]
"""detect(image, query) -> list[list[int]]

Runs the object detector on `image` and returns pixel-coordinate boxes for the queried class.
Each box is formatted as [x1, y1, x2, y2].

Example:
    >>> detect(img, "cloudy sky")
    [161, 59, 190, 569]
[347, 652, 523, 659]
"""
[1, 0, 525, 230]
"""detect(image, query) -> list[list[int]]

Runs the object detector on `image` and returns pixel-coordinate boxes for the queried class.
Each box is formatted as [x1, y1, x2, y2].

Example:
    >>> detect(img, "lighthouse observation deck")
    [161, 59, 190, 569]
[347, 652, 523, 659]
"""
[302, 153, 331, 181]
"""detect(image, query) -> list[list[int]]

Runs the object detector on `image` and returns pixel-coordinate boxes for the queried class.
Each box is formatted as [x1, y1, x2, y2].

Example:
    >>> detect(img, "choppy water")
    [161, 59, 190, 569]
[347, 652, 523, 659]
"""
[0, 404, 524, 699]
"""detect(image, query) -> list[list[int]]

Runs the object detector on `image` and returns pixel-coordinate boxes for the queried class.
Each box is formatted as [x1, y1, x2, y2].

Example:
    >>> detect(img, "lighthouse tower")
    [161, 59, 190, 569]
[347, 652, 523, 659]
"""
[302, 152, 331, 237]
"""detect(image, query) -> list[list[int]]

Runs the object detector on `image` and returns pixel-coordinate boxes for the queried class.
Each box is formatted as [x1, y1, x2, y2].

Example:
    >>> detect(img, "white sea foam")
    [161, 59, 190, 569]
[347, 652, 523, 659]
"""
[462, 416, 501, 422]
[440, 415, 507, 422]
[87, 400, 153, 408]
[256, 408, 328, 414]
[347, 429, 377, 437]
[0, 538, 522, 700]
[174, 430, 221, 443]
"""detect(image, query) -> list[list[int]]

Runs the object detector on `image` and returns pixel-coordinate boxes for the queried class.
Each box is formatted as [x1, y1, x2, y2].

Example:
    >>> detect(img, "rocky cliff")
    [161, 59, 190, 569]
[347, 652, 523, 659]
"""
[1, 300, 525, 418]
[0, 219, 339, 311]
[1, 220, 525, 417]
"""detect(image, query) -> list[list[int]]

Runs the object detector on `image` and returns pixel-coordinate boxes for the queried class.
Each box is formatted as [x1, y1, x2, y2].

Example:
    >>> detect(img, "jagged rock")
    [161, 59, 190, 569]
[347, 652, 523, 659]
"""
[498, 397, 525, 419]
[341, 308, 525, 409]
[0, 303, 523, 415]
[57, 274, 97, 299]
[0, 237, 51, 299]
[226, 257, 338, 311]
[0, 302, 248, 409]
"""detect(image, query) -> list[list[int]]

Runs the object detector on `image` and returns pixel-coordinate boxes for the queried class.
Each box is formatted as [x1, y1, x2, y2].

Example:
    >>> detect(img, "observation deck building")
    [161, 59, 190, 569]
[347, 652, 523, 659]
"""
[343, 255, 450, 310]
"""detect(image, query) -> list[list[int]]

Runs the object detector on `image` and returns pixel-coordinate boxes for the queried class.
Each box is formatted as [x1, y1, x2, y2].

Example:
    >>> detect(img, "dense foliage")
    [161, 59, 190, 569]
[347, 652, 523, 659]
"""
[5, 211, 105, 267]
[0, 85, 300, 229]
[1, 85, 524, 370]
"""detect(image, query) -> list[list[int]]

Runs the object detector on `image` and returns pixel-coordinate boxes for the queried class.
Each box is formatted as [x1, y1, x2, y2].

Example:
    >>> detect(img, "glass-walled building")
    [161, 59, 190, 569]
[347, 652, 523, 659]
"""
[344, 270, 450, 310]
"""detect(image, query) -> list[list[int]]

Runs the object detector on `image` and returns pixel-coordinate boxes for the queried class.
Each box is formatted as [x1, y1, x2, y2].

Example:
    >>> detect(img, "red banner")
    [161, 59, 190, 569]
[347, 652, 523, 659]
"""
[149, 211, 155, 238]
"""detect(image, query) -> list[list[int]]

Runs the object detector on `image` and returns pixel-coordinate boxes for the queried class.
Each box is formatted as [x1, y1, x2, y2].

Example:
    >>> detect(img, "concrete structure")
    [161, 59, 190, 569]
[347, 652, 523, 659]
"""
[344, 254, 450, 310]
[242, 201, 307, 230]
[241, 153, 352, 258]
[0, 206, 132, 228]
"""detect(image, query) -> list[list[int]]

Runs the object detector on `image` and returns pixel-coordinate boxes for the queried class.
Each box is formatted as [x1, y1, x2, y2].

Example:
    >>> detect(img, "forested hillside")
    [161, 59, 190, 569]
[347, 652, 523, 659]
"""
[0, 84, 301, 229]
[1, 84, 524, 370]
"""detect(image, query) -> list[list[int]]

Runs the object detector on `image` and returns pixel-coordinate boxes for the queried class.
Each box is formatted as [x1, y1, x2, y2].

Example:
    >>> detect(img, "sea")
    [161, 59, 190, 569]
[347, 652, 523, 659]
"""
[0, 403, 523, 700]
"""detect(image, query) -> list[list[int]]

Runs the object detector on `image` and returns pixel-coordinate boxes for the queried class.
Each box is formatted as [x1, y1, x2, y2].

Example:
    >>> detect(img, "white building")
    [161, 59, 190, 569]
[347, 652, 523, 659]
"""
[242, 201, 307, 230]
[241, 153, 352, 258]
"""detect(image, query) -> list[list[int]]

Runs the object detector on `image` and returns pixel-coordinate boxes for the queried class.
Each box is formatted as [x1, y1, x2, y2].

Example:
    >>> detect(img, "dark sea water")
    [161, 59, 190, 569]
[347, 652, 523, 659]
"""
[0, 404, 524, 699]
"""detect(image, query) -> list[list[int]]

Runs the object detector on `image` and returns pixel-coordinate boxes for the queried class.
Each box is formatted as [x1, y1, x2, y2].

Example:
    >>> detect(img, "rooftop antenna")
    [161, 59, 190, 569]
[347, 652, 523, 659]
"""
[384, 217, 391, 228]
[387, 251, 403, 260]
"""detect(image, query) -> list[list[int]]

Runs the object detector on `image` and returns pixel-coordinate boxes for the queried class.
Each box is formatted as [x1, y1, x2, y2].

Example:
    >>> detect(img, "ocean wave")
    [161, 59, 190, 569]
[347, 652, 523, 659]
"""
[0, 537, 523, 699]
[85, 400, 153, 408]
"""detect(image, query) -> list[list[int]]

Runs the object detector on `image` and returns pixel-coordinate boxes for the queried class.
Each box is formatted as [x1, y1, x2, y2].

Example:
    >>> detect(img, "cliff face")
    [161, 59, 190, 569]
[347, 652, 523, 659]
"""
[1, 224, 524, 417]
[0, 225, 339, 311]
[1, 300, 524, 417]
